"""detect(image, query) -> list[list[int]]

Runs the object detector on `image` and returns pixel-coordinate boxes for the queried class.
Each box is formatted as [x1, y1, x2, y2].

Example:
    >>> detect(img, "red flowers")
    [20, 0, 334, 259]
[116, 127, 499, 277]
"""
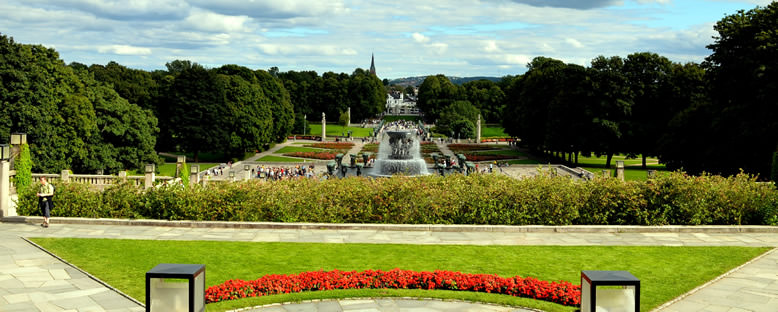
[284, 151, 337, 160]
[205, 269, 580, 306]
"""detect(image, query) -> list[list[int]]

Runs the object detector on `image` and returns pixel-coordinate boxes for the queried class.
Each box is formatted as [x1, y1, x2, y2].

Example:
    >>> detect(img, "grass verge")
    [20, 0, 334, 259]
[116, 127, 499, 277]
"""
[257, 155, 308, 162]
[307, 123, 375, 138]
[28, 239, 767, 312]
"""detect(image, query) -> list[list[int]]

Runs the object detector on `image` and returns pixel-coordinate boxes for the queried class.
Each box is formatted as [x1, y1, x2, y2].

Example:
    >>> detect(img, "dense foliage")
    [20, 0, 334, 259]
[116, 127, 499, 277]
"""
[206, 269, 580, 306]
[0, 34, 160, 173]
[16, 173, 777, 225]
[13, 144, 32, 191]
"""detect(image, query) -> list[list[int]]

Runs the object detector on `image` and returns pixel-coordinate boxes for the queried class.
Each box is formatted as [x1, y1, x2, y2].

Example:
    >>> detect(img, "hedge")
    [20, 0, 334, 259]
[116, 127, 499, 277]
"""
[15, 172, 778, 225]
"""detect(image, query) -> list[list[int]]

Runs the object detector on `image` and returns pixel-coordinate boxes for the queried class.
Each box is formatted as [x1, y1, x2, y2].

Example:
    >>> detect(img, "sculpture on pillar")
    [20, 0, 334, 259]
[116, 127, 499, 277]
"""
[476, 114, 482, 144]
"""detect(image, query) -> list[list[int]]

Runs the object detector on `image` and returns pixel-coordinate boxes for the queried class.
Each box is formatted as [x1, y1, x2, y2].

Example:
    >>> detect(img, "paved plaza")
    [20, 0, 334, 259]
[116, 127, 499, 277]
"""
[1, 219, 777, 311]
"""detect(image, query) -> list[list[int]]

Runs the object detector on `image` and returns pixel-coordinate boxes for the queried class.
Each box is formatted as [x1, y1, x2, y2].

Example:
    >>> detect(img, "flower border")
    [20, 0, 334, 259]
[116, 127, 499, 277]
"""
[205, 268, 580, 306]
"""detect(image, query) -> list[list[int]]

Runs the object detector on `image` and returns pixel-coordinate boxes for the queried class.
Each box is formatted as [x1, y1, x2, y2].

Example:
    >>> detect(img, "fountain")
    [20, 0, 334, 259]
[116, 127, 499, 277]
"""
[370, 130, 429, 176]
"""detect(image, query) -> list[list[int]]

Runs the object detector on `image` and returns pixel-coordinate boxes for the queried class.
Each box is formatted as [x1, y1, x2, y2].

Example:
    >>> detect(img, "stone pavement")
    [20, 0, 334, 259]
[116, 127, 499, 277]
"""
[1, 220, 777, 311]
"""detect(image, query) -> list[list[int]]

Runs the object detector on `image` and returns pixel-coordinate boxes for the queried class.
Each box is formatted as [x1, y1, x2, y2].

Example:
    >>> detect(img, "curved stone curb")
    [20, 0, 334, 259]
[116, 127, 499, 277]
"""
[229, 297, 542, 312]
[21, 237, 146, 309]
[650, 247, 778, 312]
[4, 215, 778, 233]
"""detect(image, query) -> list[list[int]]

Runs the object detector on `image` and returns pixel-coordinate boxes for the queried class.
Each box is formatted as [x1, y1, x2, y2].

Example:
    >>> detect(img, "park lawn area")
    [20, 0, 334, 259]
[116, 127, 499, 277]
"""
[507, 159, 542, 165]
[471, 150, 527, 158]
[29, 238, 768, 312]
[576, 154, 663, 168]
[275, 146, 326, 154]
[257, 155, 305, 162]
[307, 122, 375, 137]
[481, 126, 508, 138]
[581, 166, 671, 181]
[128, 163, 218, 176]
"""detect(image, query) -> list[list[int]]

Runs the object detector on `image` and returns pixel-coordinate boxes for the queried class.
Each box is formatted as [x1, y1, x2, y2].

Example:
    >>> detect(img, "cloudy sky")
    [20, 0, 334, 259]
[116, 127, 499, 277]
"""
[0, 0, 772, 78]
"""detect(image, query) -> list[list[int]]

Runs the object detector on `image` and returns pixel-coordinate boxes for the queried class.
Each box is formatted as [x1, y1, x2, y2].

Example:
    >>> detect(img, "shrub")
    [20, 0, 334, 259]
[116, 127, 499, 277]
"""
[13, 144, 32, 191]
[15, 172, 778, 225]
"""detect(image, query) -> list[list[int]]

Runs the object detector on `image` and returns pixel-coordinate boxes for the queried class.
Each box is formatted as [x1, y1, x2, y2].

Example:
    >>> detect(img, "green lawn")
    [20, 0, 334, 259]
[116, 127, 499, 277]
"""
[481, 126, 508, 138]
[472, 150, 527, 157]
[582, 167, 672, 181]
[257, 155, 306, 162]
[128, 163, 218, 177]
[507, 159, 542, 165]
[29, 238, 767, 312]
[307, 123, 375, 138]
[275, 146, 325, 154]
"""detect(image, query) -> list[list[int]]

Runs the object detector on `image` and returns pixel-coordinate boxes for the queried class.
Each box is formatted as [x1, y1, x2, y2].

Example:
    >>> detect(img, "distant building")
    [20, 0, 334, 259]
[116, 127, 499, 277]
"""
[386, 90, 420, 115]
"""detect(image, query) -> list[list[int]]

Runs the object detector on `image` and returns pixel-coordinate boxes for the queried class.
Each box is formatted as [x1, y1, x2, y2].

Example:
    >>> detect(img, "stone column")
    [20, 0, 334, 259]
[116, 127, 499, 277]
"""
[176, 155, 186, 178]
[0, 161, 9, 217]
[190, 165, 200, 185]
[243, 165, 251, 181]
[616, 160, 625, 181]
[119, 170, 127, 182]
[61, 170, 70, 183]
[476, 114, 482, 144]
[347, 107, 351, 127]
[321, 113, 326, 141]
[144, 164, 155, 190]
[647, 169, 656, 179]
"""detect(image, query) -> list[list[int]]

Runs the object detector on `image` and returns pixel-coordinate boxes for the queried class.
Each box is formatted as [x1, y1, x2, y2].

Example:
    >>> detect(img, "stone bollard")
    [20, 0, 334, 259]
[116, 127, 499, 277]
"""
[616, 160, 625, 181]
[243, 164, 251, 181]
[144, 164, 155, 189]
[647, 169, 656, 179]
[61, 170, 70, 183]
[119, 170, 127, 183]
[176, 155, 186, 178]
[190, 165, 200, 185]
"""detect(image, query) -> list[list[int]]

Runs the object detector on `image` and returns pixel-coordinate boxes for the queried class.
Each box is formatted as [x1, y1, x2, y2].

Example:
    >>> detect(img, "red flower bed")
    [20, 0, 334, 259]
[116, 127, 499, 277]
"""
[205, 269, 580, 306]
[448, 144, 496, 152]
[305, 142, 355, 149]
[463, 154, 515, 161]
[284, 152, 337, 160]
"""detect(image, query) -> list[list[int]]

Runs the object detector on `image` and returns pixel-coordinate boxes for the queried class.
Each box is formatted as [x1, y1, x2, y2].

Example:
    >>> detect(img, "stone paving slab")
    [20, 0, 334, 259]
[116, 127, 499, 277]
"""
[1, 221, 778, 311]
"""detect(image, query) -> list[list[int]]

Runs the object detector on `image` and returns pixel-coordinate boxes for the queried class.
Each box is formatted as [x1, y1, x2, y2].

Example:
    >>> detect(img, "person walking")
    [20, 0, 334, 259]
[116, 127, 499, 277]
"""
[37, 177, 54, 228]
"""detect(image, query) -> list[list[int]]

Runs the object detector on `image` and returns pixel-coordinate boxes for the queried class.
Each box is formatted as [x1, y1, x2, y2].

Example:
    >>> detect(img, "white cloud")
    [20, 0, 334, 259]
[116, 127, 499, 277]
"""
[97, 45, 152, 55]
[565, 38, 584, 48]
[483, 40, 501, 53]
[412, 32, 430, 43]
[257, 44, 358, 56]
[184, 8, 252, 33]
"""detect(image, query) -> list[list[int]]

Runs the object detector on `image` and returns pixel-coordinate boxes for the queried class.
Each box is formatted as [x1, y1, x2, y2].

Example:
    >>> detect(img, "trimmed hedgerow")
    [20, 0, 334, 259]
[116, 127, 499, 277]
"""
[14, 172, 778, 225]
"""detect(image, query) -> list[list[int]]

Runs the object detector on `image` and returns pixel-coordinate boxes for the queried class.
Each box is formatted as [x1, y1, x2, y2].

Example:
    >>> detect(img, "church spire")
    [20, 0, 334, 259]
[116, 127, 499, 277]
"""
[369, 53, 376, 76]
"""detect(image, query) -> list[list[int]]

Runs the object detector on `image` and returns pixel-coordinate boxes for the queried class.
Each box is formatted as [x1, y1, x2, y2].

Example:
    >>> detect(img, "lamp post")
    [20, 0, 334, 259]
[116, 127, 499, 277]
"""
[146, 263, 206, 312]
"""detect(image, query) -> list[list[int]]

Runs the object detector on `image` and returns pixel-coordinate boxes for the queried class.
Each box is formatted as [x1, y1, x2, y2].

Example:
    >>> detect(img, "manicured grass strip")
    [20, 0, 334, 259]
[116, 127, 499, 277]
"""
[129, 163, 218, 176]
[275, 146, 324, 154]
[472, 150, 527, 157]
[257, 156, 305, 162]
[307, 123, 375, 138]
[507, 159, 541, 164]
[580, 167, 671, 181]
[481, 127, 507, 137]
[28, 238, 767, 312]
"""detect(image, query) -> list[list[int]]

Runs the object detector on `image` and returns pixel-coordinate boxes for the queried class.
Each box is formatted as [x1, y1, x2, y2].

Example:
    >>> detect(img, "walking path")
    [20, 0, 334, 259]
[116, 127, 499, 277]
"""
[1, 220, 777, 311]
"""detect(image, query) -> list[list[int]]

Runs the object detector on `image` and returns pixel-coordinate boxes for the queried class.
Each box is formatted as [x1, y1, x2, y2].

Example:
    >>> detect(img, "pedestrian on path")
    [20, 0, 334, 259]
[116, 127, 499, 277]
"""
[37, 177, 54, 228]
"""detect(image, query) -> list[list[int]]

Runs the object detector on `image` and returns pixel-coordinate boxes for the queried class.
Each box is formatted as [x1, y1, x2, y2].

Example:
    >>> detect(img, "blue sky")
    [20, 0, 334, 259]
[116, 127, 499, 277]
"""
[0, 0, 772, 78]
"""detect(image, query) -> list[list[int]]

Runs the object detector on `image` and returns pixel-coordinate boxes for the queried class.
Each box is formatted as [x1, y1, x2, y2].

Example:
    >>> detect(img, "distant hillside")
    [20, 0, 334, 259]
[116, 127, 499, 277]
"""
[388, 76, 501, 87]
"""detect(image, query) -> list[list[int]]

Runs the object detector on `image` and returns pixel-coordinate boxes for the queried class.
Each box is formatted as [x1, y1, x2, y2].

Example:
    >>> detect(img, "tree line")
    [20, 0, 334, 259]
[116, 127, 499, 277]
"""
[416, 3, 778, 179]
[0, 35, 385, 171]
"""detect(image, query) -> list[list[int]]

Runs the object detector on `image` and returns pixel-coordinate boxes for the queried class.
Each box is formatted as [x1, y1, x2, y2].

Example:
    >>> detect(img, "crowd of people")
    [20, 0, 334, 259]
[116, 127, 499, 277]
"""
[253, 165, 317, 180]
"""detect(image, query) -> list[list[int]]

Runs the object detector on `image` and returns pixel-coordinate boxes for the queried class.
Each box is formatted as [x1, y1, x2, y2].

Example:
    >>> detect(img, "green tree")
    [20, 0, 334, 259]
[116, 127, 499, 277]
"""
[463, 80, 505, 124]
[417, 75, 464, 123]
[165, 63, 227, 162]
[703, 2, 778, 176]
[588, 55, 633, 168]
[623, 52, 673, 168]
